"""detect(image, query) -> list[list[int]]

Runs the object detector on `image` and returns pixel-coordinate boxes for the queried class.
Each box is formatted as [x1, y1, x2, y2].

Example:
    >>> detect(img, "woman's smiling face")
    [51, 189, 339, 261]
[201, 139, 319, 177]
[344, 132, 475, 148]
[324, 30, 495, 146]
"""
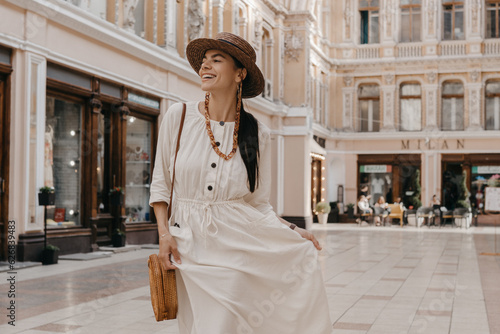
[199, 49, 245, 94]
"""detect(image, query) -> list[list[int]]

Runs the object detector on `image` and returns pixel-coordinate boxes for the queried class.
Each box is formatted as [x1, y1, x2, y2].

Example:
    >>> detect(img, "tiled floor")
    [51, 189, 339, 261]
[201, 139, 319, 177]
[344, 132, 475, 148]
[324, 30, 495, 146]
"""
[1, 224, 499, 334]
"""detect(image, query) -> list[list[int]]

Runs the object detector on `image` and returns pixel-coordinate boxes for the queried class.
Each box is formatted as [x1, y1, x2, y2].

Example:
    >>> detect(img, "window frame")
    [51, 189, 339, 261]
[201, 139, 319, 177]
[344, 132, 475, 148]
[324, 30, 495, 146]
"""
[486, 0, 500, 39]
[441, 80, 465, 131]
[358, 84, 381, 132]
[400, 0, 422, 42]
[359, 0, 380, 44]
[485, 80, 500, 130]
[442, 0, 465, 41]
[399, 82, 422, 131]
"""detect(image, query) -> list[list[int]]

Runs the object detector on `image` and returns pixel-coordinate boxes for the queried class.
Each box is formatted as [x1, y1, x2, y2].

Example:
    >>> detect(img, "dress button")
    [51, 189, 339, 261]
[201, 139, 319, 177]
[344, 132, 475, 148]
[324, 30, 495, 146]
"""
[208, 185, 213, 191]
[215, 141, 220, 146]
[219, 121, 225, 126]
[211, 163, 216, 168]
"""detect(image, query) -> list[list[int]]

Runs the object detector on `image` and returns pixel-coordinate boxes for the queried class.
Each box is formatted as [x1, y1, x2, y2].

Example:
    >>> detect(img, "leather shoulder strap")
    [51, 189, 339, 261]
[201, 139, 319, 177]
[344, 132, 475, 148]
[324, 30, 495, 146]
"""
[167, 103, 186, 220]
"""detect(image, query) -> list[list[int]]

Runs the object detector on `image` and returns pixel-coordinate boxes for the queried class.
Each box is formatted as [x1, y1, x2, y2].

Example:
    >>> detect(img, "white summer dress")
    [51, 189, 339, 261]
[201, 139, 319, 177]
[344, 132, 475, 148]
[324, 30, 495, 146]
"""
[149, 102, 332, 334]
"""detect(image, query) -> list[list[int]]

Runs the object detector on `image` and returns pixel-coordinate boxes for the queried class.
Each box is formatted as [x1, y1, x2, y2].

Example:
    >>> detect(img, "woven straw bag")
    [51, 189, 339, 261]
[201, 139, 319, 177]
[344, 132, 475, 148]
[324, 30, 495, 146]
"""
[148, 254, 178, 321]
[148, 103, 186, 321]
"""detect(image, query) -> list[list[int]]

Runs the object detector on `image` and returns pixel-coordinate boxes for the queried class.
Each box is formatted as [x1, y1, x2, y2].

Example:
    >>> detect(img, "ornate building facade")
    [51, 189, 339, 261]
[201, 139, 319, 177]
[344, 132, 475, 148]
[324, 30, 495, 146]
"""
[0, 0, 499, 260]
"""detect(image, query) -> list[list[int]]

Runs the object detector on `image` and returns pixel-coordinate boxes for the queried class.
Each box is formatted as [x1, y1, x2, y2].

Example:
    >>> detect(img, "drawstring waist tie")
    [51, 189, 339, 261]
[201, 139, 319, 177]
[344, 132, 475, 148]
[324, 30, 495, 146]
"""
[175, 197, 245, 245]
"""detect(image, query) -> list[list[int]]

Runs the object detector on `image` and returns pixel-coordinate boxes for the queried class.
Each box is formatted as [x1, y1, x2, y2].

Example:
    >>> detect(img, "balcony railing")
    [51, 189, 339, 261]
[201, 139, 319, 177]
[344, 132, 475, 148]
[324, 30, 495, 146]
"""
[356, 46, 379, 59]
[484, 40, 500, 55]
[440, 41, 467, 56]
[397, 43, 422, 58]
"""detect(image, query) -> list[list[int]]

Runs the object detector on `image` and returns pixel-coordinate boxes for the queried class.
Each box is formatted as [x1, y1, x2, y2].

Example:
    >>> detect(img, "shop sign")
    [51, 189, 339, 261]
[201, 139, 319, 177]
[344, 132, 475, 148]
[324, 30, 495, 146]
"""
[128, 93, 160, 109]
[472, 166, 500, 174]
[359, 165, 392, 173]
[401, 139, 465, 150]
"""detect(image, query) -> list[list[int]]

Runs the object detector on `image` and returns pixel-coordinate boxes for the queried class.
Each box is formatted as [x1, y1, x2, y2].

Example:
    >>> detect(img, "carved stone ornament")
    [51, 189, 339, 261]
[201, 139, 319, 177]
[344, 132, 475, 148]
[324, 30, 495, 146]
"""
[427, 0, 435, 36]
[284, 28, 304, 62]
[470, 70, 480, 82]
[343, 76, 353, 87]
[426, 71, 437, 83]
[471, 0, 481, 34]
[343, 0, 352, 40]
[123, 0, 140, 32]
[254, 14, 263, 49]
[384, 74, 395, 85]
[188, 0, 205, 41]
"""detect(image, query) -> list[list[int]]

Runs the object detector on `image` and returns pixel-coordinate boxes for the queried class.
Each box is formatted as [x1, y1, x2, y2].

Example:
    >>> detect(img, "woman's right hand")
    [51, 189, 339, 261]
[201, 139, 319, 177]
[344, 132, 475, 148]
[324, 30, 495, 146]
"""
[159, 233, 182, 271]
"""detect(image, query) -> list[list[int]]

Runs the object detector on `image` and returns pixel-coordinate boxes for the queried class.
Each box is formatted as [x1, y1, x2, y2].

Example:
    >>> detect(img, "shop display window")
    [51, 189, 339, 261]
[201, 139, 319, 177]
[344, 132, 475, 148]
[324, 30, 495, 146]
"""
[125, 116, 152, 222]
[359, 165, 392, 205]
[44, 96, 82, 228]
[471, 166, 500, 213]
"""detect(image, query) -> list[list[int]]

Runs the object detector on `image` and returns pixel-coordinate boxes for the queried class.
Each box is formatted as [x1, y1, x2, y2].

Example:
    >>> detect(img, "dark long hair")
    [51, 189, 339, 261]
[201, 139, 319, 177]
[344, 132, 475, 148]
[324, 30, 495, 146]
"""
[232, 56, 260, 193]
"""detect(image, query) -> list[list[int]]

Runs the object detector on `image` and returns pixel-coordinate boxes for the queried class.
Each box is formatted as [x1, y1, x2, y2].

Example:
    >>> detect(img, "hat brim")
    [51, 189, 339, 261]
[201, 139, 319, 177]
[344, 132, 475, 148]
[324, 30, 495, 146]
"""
[186, 38, 265, 99]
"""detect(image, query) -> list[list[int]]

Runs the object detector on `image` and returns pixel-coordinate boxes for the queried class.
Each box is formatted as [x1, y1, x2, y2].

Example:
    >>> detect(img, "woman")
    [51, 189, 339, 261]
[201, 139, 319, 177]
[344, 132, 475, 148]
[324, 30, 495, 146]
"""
[150, 32, 332, 334]
[374, 196, 390, 226]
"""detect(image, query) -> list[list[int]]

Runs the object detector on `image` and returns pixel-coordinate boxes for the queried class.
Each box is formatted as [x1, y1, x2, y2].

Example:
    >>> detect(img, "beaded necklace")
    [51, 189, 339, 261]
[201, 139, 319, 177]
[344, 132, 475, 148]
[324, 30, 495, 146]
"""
[204, 88, 241, 161]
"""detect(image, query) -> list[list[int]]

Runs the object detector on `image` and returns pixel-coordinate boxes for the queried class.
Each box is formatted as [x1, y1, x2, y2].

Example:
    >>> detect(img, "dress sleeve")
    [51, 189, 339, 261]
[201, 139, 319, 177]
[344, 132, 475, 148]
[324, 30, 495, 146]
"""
[243, 122, 275, 217]
[149, 103, 182, 207]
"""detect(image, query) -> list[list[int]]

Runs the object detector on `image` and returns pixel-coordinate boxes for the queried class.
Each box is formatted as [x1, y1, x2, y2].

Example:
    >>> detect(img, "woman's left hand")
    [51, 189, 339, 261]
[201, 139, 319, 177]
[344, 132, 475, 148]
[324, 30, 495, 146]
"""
[294, 227, 322, 251]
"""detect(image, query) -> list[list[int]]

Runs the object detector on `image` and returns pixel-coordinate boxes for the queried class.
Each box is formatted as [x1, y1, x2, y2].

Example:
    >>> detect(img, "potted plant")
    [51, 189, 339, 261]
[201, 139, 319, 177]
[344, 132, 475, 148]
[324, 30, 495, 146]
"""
[315, 202, 331, 224]
[346, 203, 355, 219]
[38, 186, 55, 206]
[41, 244, 60, 265]
[112, 228, 126, 247]
[109, 187, 124, 206]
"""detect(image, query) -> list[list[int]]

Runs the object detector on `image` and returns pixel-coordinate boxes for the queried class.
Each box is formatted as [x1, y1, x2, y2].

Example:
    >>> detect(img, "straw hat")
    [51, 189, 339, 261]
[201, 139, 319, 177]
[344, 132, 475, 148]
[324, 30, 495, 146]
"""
[186, 32, 265, 98]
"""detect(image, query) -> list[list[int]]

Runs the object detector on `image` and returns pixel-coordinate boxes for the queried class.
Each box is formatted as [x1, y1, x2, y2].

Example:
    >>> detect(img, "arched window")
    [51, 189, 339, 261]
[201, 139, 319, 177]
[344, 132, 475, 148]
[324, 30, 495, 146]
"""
[358, 84, 380, 132]
[441, 81, 464, 131]
[261, 27, 273, 100]
[400, 83, 421, 131]
[486, 81, 500, 130]
[400, 0, 421, 42]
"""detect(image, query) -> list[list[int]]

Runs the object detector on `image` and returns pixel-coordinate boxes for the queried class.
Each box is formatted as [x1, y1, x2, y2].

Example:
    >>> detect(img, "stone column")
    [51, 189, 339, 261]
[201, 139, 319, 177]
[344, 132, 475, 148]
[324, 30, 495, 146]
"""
[424, 71, 439, 130]
[381, 73, 396, 131]
[342, 75, 355, 131]
[466, 82, 483, 131]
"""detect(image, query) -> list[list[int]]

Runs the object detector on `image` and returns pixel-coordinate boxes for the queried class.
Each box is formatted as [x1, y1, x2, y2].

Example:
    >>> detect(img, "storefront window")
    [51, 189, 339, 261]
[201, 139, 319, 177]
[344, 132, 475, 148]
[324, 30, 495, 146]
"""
[441, 81, 464, 131]
[471, 166, 500, 213]
[96, 109, 111, 214]
[45, 96, 82, 227]
[400, 83, 421, 131]
[359, 165, 392, 205]
[358, 84, 380, 132]
[125, 116, 152, 222]
[486, 81, 500, 130]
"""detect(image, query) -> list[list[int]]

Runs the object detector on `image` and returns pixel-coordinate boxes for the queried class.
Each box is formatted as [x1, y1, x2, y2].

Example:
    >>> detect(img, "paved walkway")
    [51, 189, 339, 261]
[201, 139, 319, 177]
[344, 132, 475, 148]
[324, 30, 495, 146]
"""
[1, 225, 499, 334]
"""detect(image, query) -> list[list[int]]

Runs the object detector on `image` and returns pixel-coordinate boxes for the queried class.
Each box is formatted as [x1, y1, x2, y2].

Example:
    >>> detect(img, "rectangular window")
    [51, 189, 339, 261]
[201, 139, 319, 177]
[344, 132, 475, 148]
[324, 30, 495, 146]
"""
[443, 1, 464, 40]
[45, 96, 83, 227]
[401, 0, 421, 42]
[125, 116, 152, 222]
[360, 0, 379, 44]
[441, 82, 464, 131]
[486, 81, 500, 130]
[359, 84, 380, 132]
[400, 84, 421, 131]
[486, 1, 500, 38]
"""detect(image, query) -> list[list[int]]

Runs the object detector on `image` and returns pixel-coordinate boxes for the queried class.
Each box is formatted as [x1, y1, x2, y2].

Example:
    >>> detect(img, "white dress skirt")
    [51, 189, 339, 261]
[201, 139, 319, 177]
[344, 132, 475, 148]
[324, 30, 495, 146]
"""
[150, 102, 332, 334]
